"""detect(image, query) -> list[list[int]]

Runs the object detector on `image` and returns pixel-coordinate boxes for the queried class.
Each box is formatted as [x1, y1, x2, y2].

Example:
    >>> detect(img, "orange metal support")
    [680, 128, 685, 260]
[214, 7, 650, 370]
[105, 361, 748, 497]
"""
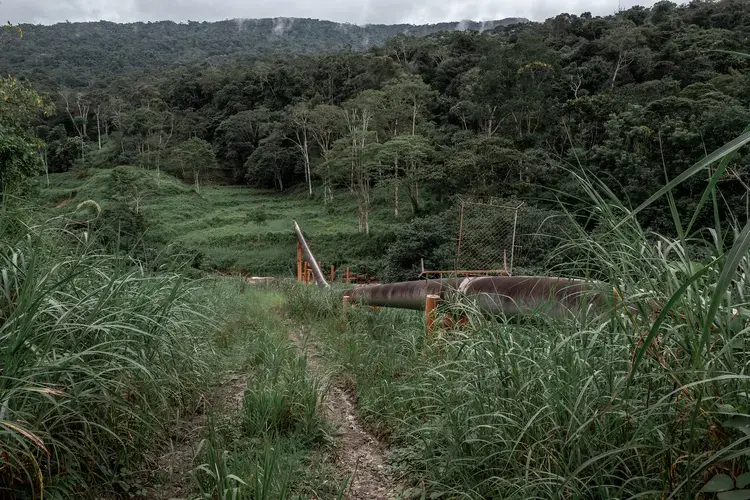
[296, 242, 303, 282]
[303, 261, 310, 284]
[425, 294, 439, 334]
[443, 313, 470, 329]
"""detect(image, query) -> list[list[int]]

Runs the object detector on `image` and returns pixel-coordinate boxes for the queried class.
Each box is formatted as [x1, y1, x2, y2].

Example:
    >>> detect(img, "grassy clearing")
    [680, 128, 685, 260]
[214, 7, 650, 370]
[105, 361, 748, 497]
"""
[279, 176, 750, 498]
[34, 167, 404, 276]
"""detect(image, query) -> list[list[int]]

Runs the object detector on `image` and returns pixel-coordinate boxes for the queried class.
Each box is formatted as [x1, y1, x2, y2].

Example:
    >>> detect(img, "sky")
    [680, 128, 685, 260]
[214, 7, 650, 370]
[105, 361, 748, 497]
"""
[2, 0, 680, 26]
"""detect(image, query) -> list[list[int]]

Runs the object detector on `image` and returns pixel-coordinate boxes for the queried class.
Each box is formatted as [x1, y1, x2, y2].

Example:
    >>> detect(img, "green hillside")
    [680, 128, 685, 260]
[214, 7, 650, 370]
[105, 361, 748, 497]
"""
[37, 167, 406, 277]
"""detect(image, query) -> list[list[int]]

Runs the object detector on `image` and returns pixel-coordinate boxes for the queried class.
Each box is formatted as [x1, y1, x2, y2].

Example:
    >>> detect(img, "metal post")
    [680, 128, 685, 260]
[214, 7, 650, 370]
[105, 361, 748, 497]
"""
[304, 261, 309, 284]
[342, 295, 351, 318]
[455, 200, 465, 272]
[509, 203, 522, 276]
[425, 294, 439, 334]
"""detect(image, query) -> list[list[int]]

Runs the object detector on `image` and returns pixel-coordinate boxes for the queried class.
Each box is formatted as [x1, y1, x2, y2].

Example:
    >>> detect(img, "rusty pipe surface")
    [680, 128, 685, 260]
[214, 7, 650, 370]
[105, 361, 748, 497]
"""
[346, 279, 464, 310]
[293, 220, 329, 289]
[345, 276, 611, 318]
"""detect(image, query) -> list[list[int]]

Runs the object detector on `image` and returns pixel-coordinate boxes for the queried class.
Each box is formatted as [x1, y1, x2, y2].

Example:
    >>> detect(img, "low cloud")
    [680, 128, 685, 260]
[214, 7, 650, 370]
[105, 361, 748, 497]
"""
[2, 0, 682, 25]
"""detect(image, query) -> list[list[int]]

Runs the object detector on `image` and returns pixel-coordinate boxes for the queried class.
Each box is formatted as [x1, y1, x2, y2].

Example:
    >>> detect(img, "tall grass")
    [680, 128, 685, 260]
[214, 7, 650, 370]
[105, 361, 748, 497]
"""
[190, 285, 340, 499]
[0, 220, 214, 497]
[283, 136, 750, 497]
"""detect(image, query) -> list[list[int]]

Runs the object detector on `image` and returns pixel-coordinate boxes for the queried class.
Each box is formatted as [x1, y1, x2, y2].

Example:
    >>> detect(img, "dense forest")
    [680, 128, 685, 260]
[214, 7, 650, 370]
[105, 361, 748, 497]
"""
[5, 0, 750, 276]
[0, 17, 526, 86]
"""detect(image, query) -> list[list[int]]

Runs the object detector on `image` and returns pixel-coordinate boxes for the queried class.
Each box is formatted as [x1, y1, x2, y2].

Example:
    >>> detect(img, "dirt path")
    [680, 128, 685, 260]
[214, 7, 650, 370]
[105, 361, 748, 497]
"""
[290, 329, 399, 500]
[148, 374, 248, 499]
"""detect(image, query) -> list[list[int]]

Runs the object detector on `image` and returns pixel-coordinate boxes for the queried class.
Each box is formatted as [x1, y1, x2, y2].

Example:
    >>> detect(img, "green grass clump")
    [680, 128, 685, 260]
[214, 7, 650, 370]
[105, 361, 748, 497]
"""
[190, 283, 339, 500]
[0, 221, 215, 497]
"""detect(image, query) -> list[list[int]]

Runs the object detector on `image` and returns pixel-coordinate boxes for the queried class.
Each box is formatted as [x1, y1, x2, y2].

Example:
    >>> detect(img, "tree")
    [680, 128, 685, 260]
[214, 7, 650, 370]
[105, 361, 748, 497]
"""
[120, 104, 174, 171]
[328, 91, 382, 234]
[288, 104, 313, 197]
[0, 76, 53, 203]
[379, 75, 437, 216]
[59, 88, 90, 164]
[376, 134, 435, 215]
[309, 104, 345, 204]
[601, 21, 645, 89]
[214, 108, 273, 181]
[245, 129, 299, 191]
[167, 138, 217, 193]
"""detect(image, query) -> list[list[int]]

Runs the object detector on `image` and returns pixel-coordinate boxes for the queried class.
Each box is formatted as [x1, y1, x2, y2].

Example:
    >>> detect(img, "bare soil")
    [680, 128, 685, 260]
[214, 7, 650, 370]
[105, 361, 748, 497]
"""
[290, 329, 399, 500]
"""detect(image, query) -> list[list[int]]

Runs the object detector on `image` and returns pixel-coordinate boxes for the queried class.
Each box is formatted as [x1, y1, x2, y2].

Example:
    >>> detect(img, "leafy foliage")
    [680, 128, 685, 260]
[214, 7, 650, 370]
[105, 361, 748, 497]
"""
[0, 76, 53, 198]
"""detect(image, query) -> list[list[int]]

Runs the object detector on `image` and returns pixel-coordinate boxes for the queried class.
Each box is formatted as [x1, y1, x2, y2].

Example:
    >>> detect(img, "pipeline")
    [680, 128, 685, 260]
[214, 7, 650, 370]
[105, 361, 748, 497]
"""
[293, 220, 330, 289]
[345, 276, 611, 318]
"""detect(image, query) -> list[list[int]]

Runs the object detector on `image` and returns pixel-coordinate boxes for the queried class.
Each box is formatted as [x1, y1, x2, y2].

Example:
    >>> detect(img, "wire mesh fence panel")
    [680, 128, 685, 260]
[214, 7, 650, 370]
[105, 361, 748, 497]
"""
[512, 204, 569, 273]
[455, 200, 521, 274]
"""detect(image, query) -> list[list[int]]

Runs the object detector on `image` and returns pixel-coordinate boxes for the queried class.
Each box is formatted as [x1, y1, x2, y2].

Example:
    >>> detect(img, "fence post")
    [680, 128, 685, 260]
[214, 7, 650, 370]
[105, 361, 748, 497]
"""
[296, 242, 303, 282]
[345, 267, 351, 284]
[425, 294, 439, 334]
[342, 295, 351, 318]
[330, 265, 335, 282]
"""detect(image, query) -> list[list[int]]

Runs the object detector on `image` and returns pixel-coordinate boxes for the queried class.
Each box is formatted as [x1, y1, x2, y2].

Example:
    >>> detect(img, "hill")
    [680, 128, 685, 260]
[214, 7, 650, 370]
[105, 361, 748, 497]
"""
[36, 167, 406, 277]
[2, 17, 527, 86]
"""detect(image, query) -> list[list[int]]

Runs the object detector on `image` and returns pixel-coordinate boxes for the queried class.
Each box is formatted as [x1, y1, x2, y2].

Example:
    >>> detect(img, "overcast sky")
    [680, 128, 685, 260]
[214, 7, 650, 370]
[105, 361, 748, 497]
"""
[2, 0, 681, 26]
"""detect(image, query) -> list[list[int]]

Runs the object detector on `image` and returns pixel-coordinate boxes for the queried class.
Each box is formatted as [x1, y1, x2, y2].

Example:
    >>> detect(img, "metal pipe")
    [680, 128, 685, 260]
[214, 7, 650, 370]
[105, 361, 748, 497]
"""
[293, 220, 330, 289]
[345, 276, 611, 318]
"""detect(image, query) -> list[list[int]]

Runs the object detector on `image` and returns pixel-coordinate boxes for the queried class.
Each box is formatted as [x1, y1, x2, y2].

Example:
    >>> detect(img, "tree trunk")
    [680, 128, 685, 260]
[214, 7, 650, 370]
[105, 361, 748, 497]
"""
[394, 157, 399, 218]
[96, 110, 102, 150]
[357, 197, 363, 233]
[42, 150, 49, 187]
[612, 52, 624, 90]
[304, 131, 312, 196]
[364, 179, 370, 236]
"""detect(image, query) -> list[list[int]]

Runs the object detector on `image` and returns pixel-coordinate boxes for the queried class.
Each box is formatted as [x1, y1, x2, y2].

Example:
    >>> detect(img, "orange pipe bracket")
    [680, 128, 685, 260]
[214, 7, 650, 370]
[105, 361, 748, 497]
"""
[425, 294, 439, 334]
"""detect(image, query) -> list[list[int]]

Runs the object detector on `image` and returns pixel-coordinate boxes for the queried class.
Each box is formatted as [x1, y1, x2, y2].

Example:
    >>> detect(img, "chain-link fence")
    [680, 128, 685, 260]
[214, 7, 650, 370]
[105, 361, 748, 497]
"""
[453, 200, 564, 276]
[511, 204, 563, 273]
[455, 200, 521, 274]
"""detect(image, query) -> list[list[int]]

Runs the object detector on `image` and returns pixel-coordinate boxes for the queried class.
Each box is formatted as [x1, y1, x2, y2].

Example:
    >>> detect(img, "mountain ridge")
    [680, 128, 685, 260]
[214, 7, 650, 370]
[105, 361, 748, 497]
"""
[3, 16, 528, 86]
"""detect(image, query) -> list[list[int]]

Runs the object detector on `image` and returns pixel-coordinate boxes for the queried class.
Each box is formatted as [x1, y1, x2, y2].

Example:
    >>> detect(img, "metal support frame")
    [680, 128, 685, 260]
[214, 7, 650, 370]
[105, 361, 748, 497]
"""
[293, 220, 330, 289]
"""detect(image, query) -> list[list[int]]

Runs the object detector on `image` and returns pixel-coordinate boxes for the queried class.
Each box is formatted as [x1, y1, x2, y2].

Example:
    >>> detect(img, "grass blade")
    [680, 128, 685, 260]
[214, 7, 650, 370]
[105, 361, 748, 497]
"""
[701, 219, 750, 351]
[615, 130, 750, 228]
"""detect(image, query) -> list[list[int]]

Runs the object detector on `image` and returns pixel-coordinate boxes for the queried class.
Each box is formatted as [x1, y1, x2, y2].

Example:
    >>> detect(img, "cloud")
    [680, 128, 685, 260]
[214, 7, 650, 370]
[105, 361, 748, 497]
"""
[1, 0, 682, 25]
